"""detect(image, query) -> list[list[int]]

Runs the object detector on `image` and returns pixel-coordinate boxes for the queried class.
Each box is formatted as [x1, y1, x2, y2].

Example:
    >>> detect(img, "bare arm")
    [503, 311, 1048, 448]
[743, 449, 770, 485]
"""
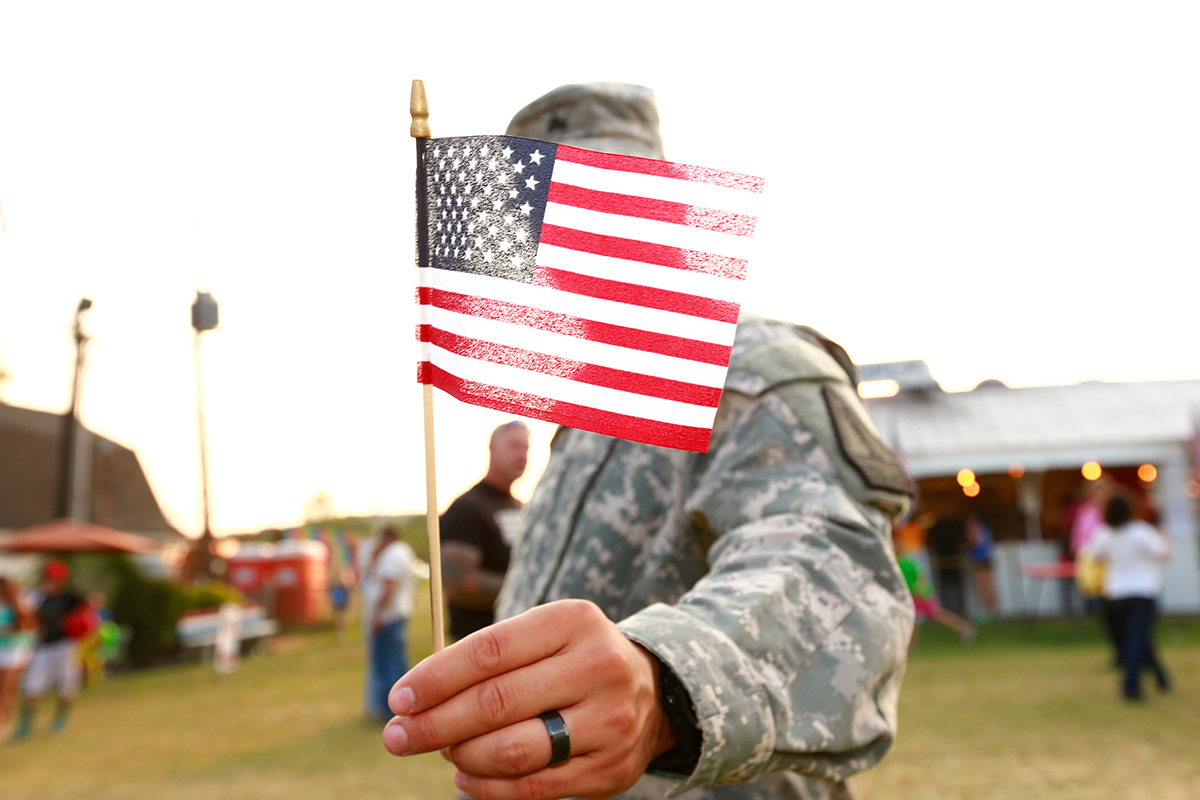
[441, 541, 505, 610]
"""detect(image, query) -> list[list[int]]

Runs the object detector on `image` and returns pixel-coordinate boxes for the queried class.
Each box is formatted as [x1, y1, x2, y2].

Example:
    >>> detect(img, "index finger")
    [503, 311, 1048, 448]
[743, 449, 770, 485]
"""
[389, 601, 584, 716]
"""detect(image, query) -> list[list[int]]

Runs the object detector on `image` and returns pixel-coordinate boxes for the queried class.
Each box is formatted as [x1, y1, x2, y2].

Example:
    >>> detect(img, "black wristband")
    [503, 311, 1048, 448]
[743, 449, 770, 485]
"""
[647, 658, 702, 776]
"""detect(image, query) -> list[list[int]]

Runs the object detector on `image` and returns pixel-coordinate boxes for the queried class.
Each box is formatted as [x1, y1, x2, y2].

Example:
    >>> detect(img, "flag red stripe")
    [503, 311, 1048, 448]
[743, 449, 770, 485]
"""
[423, 362, 712, 452]
[426, 288, 733, 366]
[531, 266, 739, 324]
[556, 145, 764, 194]
[547, 183, 757, 238]
[540, 224, 747, 281]
[423, 325, 723, 407]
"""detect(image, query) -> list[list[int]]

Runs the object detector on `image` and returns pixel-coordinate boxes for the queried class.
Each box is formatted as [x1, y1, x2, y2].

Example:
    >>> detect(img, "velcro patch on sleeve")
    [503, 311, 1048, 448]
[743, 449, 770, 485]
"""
[822, 386, 911, 495]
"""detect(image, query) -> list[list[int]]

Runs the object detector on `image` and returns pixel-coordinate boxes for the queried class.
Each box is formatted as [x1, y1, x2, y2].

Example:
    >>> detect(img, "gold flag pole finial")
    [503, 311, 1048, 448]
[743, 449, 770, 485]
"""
[411, 78, 443, 653]
[410, 80, 430, 139]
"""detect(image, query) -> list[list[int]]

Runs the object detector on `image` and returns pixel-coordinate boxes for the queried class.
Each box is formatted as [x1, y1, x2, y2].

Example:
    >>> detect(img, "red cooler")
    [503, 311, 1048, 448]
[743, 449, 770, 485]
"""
[227, 543, 277, 602]
[272, 539, 329, 626]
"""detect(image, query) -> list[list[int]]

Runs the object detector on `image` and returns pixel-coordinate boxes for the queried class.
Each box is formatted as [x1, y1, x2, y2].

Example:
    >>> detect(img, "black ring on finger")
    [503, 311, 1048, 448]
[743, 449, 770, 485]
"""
[538, 710, 571, 766]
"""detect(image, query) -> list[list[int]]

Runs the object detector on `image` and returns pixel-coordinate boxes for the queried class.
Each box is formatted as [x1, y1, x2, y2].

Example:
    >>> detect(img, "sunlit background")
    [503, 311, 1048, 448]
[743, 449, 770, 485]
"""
[2, 2, 1197, 537]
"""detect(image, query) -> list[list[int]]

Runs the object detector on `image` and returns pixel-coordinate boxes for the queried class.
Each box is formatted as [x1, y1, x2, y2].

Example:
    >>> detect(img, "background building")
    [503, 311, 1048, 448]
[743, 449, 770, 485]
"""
[0, 401, 185, 544]
[863, 363, 1200, 617]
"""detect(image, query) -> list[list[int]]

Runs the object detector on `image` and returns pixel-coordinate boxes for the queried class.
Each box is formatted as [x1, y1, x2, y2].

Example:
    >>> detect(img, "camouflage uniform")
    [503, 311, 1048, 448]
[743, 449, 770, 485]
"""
[496, 315, 914, 800]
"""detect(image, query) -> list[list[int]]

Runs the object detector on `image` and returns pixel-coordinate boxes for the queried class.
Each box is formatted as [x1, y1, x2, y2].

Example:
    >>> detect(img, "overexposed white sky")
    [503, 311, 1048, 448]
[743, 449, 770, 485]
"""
[2, 2, 1197, 537]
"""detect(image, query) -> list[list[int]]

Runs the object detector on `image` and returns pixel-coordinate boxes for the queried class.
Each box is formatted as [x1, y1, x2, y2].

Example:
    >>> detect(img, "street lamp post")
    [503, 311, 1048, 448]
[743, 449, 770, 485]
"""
[190, 291, 219, 580]
[58, 297, 93, 520]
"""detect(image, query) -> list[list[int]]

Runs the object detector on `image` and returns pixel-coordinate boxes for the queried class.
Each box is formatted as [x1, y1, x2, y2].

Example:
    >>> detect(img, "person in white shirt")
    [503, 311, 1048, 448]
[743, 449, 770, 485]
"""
[1086, 492, 1173, 701]
[359, 527, 416, 721]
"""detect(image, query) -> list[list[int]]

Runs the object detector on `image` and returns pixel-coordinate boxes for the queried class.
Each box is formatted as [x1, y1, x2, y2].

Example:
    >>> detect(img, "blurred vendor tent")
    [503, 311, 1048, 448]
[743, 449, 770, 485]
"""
[862, 362, 1200, 618]
[0, 518, 160, 553]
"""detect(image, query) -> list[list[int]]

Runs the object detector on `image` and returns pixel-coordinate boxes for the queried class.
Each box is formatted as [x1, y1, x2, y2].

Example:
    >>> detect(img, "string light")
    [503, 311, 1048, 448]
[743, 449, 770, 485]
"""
[957, 469, 976, 487]
[1138, 464, 1157, 482]
[1082, 461, 1102, 481]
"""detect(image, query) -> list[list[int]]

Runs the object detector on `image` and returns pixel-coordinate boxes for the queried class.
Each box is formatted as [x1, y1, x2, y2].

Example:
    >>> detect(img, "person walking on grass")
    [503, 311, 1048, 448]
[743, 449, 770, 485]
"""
[1085, 492, 1172, 701]
[11, 560, 95, 740]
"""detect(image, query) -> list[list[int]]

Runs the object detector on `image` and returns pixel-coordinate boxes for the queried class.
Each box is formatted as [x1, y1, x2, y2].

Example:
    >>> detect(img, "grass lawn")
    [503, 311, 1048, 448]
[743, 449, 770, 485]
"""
[4, 585, 1198, 800]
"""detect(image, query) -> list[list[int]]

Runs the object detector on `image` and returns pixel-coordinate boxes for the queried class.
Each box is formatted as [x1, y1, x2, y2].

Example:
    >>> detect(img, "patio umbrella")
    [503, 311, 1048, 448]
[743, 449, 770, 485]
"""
[0, 519, 160, 553]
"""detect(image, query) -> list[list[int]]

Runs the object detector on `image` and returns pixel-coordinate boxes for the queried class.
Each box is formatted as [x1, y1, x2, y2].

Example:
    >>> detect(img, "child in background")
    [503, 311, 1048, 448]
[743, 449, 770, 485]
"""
[898, 553, 976, 648]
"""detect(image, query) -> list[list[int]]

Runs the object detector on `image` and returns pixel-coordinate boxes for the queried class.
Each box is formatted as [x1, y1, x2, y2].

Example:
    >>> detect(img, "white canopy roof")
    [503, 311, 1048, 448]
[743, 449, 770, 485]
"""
[864, 378, 1200, 479]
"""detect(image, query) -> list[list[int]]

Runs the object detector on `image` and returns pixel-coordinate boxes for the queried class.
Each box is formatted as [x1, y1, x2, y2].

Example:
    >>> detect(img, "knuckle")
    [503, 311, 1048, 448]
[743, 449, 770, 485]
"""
[494, 734, 536, 774]
[475, 679, 517, 725]
[470, 628, 506, 674]
[405, 713, 441, 751]
[514, 772, 547, 800]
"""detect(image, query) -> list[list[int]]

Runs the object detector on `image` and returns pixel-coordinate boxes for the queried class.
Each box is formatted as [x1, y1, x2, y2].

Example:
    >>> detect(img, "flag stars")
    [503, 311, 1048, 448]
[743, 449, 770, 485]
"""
[524, 176, 539, 191]
[519, 201, 533, 216]
[502, 146, 513, 159]
[529, 150, 544, 165]
[513, 161, 526, 174]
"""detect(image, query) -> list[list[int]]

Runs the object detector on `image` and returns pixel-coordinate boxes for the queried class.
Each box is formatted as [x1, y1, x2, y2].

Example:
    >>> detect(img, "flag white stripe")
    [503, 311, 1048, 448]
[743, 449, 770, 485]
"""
[552, 159, 762, 219]
[427, 304, 731, 387]
[544, 202, 755, 262]
[534, 243, 748, 304]
[423, 269, 739, 346]
[429, 344, 721, 428]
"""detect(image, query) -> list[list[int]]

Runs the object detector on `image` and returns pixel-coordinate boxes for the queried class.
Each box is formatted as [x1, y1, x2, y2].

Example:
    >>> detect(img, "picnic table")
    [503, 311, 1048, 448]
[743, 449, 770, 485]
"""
[175, 604, 280, 662]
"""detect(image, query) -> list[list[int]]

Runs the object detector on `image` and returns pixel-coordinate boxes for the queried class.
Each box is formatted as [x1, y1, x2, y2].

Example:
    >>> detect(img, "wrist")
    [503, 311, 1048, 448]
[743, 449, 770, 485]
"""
[645, 653, 702, 776]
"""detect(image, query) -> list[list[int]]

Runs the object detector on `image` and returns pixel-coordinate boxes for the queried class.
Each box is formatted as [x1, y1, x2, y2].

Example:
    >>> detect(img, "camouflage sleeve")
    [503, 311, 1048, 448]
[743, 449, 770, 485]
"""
[618, 380, 914, 797]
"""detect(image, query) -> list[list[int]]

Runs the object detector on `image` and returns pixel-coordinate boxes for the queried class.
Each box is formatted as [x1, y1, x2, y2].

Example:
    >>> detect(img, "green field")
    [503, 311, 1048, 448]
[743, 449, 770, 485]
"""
[4, 586, 1198, 800]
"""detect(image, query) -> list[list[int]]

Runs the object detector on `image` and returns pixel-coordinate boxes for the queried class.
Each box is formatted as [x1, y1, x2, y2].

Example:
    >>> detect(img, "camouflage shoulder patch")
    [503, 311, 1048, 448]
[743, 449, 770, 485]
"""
[822, 386, 911, 495]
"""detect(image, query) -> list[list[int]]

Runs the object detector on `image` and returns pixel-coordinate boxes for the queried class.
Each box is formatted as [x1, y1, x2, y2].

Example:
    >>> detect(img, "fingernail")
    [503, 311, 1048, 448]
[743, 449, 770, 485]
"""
[390, 685, 415, 716]
[383, 719, 409, 755]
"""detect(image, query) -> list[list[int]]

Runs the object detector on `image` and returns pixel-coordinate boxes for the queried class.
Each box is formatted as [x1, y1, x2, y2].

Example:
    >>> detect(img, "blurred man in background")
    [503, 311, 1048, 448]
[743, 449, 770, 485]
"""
[359, 527, 415, 723]
[440, 420, 529, 642]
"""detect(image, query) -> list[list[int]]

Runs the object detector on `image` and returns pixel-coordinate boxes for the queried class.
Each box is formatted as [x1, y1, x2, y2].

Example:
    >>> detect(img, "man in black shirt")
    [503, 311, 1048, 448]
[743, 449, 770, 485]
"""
[439, 420, 530, 641]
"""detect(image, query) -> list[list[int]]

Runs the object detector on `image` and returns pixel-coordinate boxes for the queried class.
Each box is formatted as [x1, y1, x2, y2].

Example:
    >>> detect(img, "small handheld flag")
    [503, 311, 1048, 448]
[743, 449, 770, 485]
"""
[416, 134, 763, 453]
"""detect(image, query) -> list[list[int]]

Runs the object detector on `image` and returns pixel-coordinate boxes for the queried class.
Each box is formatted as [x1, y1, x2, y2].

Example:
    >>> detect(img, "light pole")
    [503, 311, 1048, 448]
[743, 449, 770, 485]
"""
[58, 297, 93, 520]
[190, 290, 219, 580]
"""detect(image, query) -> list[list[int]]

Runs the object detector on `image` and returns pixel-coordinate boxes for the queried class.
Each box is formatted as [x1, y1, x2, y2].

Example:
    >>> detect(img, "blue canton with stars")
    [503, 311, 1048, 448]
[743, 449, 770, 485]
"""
[425, 135, 559, 285]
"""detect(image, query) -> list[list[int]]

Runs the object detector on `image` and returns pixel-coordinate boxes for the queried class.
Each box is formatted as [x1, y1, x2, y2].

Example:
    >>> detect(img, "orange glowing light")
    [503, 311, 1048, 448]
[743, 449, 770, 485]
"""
[1138, 464, 1158, 482]
[957, 469, 976, 487]
[1082, 462, 1103, 481]
[963, 482, 981, 497]
[1008, 463, 1025, 478]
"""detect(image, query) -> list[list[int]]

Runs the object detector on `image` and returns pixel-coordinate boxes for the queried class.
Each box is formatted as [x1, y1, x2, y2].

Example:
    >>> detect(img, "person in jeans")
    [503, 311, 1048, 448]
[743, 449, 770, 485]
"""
[1086, 491, 1172, 701]
[359, 527, 416, 721]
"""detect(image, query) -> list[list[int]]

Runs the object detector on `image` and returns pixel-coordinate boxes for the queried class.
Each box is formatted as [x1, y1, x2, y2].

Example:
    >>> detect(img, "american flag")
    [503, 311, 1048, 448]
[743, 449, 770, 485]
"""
[417, 135, 762, 452]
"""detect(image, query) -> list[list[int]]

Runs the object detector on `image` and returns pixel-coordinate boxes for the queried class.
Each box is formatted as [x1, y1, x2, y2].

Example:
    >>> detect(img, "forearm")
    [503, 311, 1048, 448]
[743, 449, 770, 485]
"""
[441, 542, 503, 608]
[619, 508, 913, 793]
[446, 569, 505, 609]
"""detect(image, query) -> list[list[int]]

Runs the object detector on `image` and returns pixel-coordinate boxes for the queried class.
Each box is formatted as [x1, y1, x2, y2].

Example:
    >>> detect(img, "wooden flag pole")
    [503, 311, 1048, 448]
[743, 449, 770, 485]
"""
[411, 79, 445, 654]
